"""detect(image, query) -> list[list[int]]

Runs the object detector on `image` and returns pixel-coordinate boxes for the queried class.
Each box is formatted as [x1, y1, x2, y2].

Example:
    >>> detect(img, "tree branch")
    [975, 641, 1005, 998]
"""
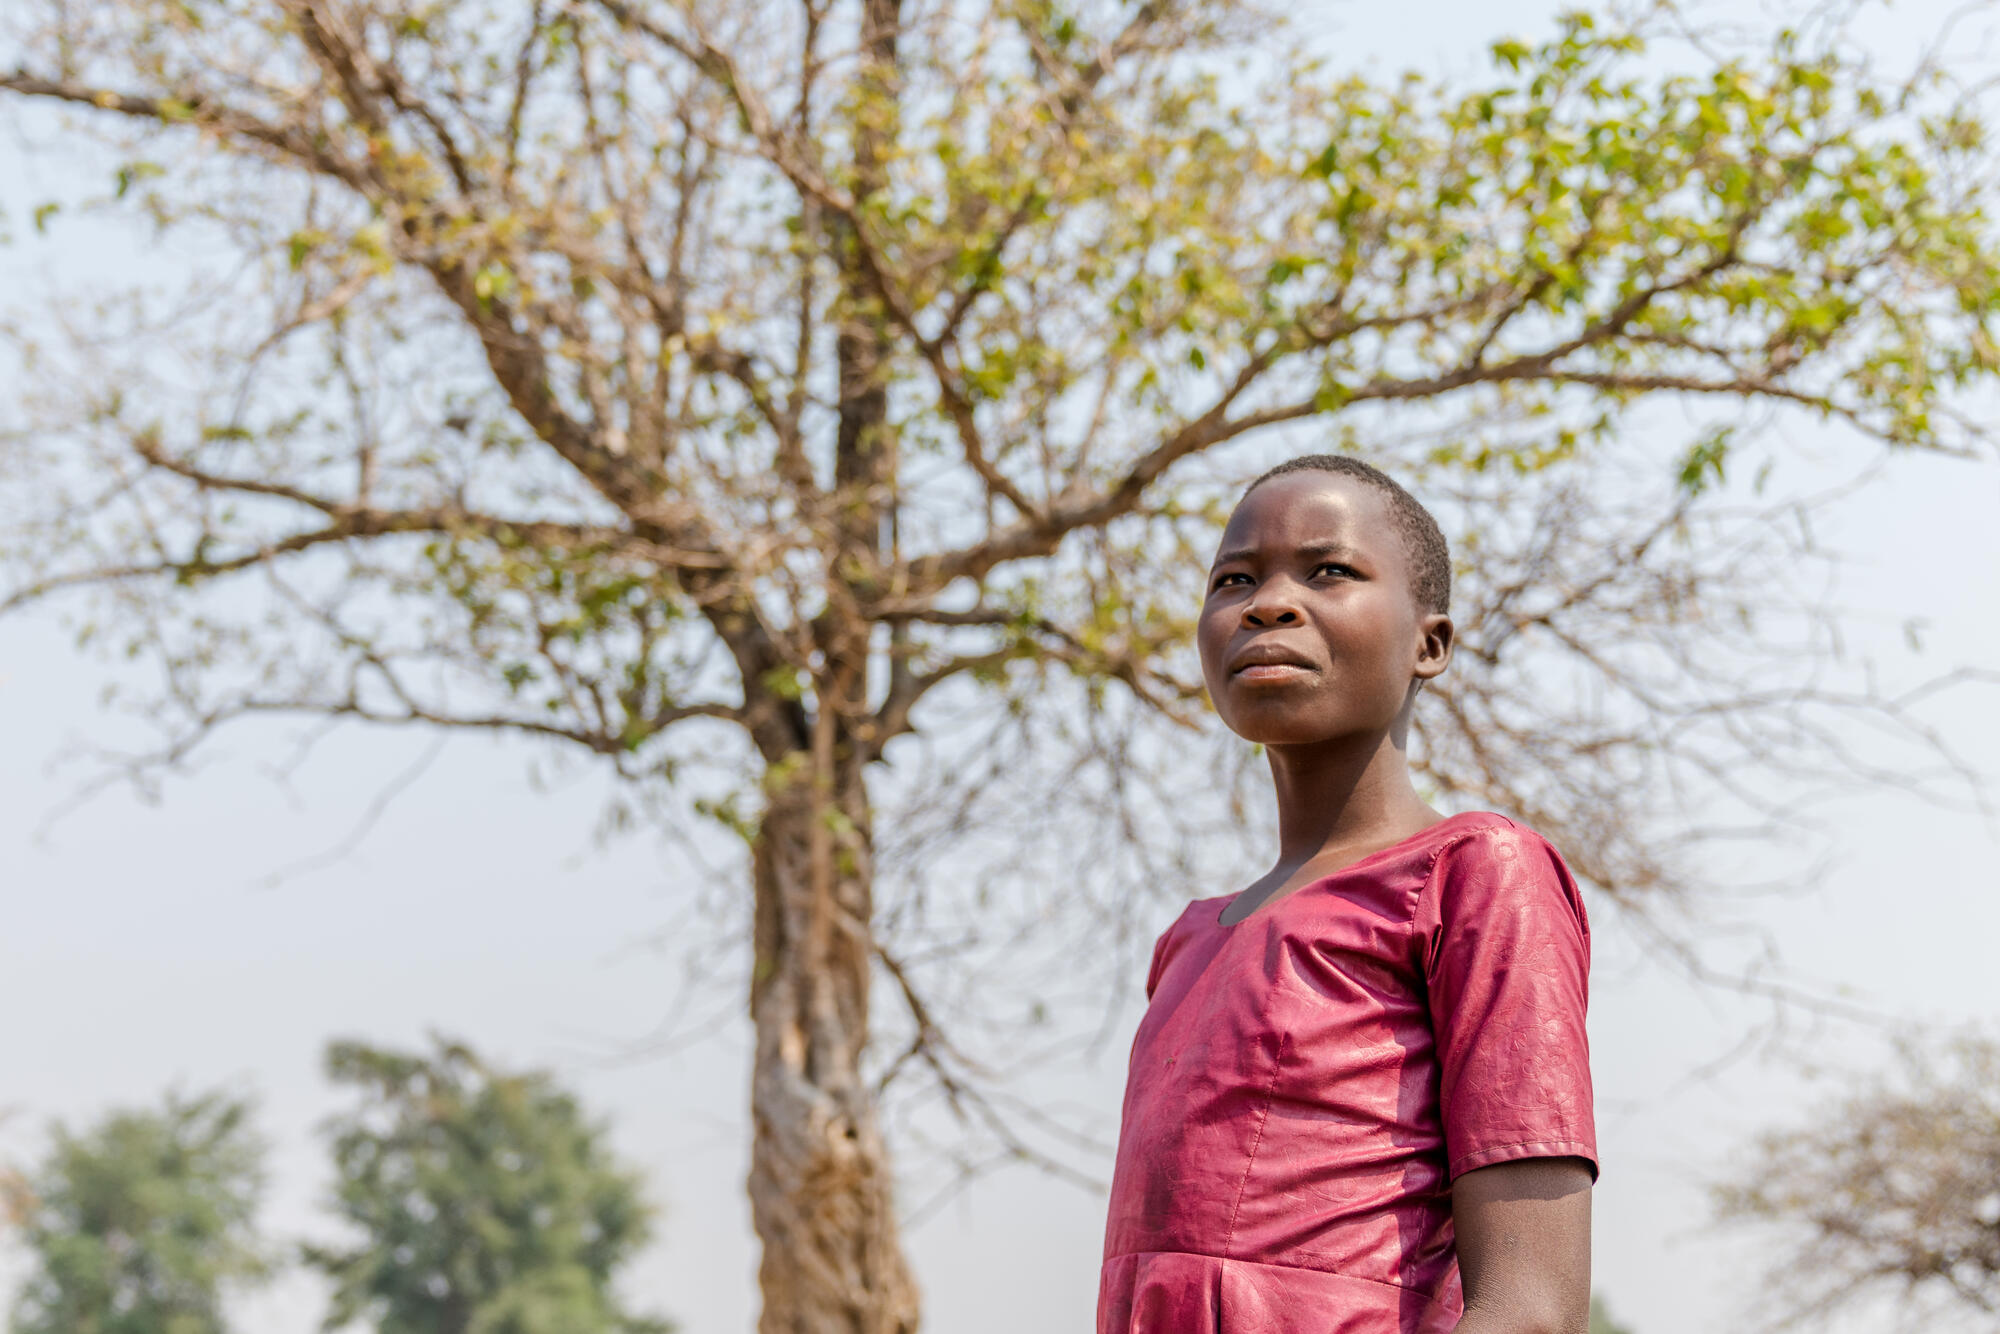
[0, 70, 370, 190]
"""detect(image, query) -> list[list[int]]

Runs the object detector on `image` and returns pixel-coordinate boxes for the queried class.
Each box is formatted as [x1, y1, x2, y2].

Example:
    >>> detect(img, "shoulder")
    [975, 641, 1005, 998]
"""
[1144, 898, 1218, 998]
[1417, 814, 1588, 933]
[1425, 812, 1570, 873]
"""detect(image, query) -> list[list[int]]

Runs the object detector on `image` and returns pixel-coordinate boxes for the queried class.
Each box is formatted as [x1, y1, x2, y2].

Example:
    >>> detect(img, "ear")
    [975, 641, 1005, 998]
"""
[1413, 612, 1454, 682]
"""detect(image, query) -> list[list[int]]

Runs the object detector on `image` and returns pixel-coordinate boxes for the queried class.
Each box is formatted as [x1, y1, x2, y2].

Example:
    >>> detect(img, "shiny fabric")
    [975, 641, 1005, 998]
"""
[1099, 812, 1596, 1333]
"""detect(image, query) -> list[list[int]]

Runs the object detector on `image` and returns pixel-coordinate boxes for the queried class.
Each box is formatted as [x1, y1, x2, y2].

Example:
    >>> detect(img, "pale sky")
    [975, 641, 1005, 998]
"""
[4, 3, 2000, 1333]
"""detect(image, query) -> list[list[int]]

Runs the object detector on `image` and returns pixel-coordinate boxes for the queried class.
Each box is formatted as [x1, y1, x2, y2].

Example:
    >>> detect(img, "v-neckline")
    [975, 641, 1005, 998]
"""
[1215, 811, 1484, 928]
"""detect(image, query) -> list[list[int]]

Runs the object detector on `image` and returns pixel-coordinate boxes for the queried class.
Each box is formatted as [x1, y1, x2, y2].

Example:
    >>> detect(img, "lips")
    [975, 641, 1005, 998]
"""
[1229, 643, 1318, 676]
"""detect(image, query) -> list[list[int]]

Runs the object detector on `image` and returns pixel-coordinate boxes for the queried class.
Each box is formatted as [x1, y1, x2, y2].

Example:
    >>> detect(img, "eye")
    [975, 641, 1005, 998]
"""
[1313, 562, 1360, 579]
[1209, 571, 1250, 591]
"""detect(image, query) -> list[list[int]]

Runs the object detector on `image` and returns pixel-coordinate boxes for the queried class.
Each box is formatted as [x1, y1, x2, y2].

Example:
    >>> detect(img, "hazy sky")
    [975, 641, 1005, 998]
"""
[4, 3, 2000, 1333]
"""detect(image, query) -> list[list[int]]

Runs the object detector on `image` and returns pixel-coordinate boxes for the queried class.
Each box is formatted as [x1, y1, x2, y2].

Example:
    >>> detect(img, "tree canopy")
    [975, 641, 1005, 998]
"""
[5, 1092, 267, 1334]
[2, 2, 1992, 894]
[1717, 1031, 2000, 1327]
[308, 1036, 669, 1334]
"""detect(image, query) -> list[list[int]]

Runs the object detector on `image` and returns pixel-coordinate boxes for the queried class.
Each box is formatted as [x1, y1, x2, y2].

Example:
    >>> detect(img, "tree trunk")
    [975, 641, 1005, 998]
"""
[746, 0, 915, 1323]
[747, 745, 919, 1334]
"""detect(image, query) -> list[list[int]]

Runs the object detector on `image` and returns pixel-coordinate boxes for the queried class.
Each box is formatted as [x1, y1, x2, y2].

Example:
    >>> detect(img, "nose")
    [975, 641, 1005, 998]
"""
[1242, 580, 1302, 627]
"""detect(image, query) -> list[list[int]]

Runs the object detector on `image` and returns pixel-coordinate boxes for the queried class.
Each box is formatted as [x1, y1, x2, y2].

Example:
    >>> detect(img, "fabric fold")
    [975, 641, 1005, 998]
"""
[1098, 1252, 1461, 1334]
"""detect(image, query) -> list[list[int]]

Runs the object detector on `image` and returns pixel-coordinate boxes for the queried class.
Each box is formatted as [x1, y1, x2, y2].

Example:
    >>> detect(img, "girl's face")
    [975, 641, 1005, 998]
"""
[1198, 472, 1453, 747]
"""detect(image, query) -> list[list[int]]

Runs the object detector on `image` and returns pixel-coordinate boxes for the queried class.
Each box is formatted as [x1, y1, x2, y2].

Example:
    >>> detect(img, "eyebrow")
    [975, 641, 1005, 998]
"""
[1211, 539, 1365, 568]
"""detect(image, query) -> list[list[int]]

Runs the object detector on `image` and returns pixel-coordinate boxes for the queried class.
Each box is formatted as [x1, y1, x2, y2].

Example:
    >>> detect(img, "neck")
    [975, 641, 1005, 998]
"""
[1265, 725, 1433, 868]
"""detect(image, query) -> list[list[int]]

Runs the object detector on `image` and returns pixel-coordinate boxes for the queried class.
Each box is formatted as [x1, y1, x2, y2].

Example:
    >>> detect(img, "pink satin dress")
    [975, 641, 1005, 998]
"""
[1098, 812, 1596, 1333]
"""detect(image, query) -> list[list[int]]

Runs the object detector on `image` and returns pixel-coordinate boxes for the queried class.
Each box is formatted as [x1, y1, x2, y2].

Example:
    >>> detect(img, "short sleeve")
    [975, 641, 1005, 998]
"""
[1416, 821, 1597, 1181]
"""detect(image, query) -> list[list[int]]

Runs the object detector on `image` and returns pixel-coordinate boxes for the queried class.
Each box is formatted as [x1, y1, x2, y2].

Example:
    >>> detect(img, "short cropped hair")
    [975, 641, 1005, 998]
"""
[1245, 455, 1451, 614]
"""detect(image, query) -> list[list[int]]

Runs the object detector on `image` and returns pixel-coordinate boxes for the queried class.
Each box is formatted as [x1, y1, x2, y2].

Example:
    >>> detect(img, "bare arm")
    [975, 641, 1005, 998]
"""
[1451, 1157, 1594, 1334]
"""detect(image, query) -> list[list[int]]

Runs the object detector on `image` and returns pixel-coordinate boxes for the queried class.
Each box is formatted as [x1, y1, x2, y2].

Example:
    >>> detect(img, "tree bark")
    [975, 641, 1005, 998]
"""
[747, 742, 919, 1334]
[745, 0, 916, 1325]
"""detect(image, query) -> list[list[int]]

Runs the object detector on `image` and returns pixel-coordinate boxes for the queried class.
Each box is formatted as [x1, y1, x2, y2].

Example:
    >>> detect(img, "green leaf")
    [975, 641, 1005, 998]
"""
[112, 161, 164, 199]
[1677, 427, 1734, 495]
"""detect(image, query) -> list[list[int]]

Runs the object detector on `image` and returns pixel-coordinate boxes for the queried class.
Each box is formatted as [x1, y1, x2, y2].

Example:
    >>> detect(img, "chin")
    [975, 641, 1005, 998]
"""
[1219, 704, 1341, 746]
[1217, 694, 1401, 748]
[1224, 720, 1305, 746]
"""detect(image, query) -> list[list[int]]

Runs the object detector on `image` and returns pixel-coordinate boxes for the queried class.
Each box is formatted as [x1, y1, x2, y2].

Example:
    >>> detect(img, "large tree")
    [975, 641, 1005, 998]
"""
[3, 2, 1997, 1329]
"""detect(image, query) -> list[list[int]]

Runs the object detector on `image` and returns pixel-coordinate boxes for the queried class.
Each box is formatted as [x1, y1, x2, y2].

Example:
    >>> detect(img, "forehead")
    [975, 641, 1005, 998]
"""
[1216, 472, 1404, 563]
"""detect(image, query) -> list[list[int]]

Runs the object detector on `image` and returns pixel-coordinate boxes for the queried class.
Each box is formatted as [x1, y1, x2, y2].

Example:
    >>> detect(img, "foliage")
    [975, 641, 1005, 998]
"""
[1716, 1030, 2000, 1327]
[1590, 1292, 1636, 1334]
[0, 3, 1990, 883]
[5, 1091, 268, 1334]
[307, 1036, 669, 1334]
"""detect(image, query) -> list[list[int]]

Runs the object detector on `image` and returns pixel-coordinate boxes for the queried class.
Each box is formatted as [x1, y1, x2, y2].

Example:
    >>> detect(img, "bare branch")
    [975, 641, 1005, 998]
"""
[0, 70, 371, 189]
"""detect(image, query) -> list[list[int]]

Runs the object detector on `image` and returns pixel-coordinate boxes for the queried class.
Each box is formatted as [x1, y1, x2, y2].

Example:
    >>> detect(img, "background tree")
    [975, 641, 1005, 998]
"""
[3, 1, 1997, 1329]
[1590, 1293, 1636, 1334]
[307, 1036, 669, 1334]
[4, 1091, 268, 1334]
[1715, 1030, 2000, 1329]
[1, 1111, 25, 1229]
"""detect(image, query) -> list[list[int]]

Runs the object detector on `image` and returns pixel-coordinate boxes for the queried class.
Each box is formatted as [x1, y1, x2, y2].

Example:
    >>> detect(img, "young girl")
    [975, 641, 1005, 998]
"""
[1099, 456, 1596, 1334]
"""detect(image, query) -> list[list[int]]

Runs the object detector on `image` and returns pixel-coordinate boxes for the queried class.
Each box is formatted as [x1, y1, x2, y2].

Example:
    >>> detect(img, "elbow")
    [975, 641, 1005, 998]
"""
[1522, 1301, 1589, 1334]
[1456, 1299, 1588, 1334]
